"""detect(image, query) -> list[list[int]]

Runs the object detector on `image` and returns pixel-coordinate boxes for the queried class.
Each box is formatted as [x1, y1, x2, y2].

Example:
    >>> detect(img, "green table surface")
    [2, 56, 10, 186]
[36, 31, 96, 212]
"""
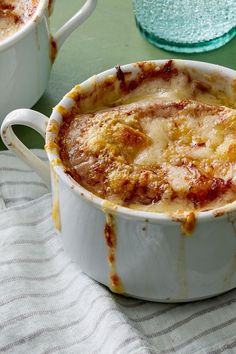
[1, 0, 236, 150]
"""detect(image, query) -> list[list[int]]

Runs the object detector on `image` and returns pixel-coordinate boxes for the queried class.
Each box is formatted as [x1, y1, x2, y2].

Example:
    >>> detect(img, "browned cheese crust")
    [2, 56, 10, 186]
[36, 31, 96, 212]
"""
[0, 0, 39, 41]
[58, 61, 236, 212]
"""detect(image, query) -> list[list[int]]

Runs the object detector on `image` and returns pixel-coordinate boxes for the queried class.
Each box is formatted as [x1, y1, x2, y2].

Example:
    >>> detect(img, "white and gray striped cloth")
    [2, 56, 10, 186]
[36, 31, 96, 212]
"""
[0, 149, 236, 354]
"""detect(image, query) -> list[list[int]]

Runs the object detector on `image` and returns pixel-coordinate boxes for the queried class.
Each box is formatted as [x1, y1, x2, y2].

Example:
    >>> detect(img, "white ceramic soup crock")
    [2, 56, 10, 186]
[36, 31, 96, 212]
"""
[2, 59, 236, 303]
[0, 0, 97, 120]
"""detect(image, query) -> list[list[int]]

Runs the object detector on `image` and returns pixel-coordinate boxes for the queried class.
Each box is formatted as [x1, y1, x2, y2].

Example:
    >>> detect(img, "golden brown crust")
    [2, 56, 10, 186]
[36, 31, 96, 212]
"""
[0, 0, 39, 41]
[58, 62, 236, 212]
[58, 98, 236, 211]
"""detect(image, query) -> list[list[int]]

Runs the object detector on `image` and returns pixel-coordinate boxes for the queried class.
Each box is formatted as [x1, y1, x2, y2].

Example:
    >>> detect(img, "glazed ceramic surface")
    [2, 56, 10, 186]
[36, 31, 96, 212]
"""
[2, 60, 236, 302]
[0, 0, 97, 120]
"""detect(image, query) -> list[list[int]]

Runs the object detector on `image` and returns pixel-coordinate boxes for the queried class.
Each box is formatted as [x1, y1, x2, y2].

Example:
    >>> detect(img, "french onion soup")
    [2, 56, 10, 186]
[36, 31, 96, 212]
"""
[57, 61, 236, 213]
[0, 0, 39, 41]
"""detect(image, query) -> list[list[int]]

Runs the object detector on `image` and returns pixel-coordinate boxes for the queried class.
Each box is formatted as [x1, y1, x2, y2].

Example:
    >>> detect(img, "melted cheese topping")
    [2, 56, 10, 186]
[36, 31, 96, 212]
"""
[59, 72, 236, 213]
[0, 0, 39, 41]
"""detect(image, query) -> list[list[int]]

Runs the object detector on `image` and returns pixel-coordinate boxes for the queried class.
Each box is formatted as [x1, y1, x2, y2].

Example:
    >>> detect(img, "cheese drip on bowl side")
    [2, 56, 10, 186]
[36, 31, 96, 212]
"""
[58, 69, 236, 213]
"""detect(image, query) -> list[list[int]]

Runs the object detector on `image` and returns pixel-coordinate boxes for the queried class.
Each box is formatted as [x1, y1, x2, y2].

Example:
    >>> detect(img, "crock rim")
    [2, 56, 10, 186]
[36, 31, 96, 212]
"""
[46, 59, 236, 224]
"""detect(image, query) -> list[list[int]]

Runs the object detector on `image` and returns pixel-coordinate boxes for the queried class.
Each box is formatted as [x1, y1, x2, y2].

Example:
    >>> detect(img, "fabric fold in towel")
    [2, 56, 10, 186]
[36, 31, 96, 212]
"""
[0, 149, 236, 354]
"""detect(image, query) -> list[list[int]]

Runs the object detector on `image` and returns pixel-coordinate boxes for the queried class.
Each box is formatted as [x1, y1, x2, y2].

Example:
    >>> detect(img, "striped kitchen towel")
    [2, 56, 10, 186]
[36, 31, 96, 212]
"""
[0, 149, 236, 354]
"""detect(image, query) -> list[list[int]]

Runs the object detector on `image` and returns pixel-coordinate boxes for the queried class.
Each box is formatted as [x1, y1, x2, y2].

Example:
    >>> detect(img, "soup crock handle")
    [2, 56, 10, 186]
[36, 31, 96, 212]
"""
[1, 109, 51, 189]
[53, 0, 97, 49]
